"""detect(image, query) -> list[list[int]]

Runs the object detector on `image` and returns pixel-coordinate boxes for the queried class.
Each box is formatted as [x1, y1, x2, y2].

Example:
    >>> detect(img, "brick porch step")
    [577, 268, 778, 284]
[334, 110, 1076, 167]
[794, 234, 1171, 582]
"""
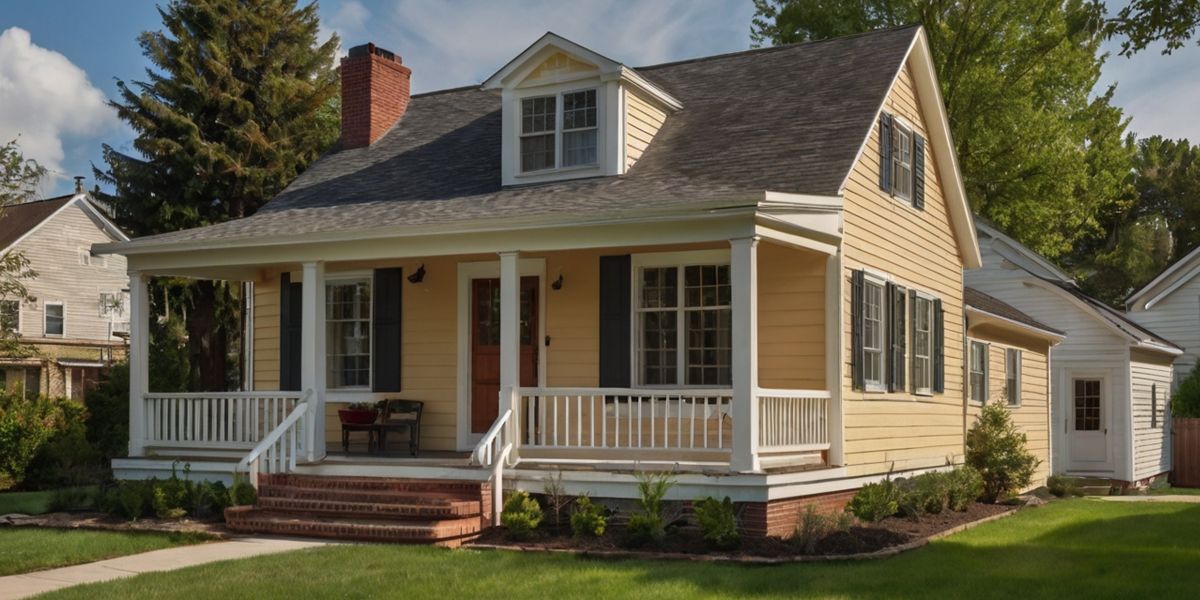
[256, 495, 479, 519]
[224, 507, 482, 547]
[263, 473, 485, 498]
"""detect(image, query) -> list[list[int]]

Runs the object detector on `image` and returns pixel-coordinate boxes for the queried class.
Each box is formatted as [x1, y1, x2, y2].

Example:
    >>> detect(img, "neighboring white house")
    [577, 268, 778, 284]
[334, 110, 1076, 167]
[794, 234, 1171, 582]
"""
[1127, 245, 1200, 384]
[0, 188, 130, 400]
[966, 221, 1180, 485]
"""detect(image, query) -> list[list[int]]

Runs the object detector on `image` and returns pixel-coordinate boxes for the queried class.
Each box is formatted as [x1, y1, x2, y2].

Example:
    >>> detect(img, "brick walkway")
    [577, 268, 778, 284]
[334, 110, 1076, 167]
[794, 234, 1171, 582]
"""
[0, 536, 330, 600]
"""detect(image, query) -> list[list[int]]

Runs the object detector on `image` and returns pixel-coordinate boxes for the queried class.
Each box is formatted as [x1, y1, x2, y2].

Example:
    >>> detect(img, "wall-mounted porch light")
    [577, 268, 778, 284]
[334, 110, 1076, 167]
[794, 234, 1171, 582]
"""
[407, 264, 426, 284]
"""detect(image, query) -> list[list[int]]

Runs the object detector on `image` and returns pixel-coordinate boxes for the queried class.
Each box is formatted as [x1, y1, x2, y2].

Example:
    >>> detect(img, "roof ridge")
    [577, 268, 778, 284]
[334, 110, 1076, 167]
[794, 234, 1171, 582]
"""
[2, 193, 75, 207]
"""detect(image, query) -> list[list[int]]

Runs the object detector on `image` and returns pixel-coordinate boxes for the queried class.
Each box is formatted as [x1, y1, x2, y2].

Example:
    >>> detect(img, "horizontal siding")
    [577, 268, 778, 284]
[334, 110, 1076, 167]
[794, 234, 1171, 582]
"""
[8, 202, 128, 342]
[841, 61, 969, 477]
[624, 88, 666, 170]
[1127, 281, 1197, 384]
[1130, 350, 1174, 480]
[253, 271, 281, 391]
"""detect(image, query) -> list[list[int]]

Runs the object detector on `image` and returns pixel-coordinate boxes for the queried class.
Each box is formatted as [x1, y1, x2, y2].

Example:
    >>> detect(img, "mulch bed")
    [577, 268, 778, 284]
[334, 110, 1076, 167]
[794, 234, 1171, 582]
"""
[470, 502, 1016, 563]
[0, 511, 230, 538]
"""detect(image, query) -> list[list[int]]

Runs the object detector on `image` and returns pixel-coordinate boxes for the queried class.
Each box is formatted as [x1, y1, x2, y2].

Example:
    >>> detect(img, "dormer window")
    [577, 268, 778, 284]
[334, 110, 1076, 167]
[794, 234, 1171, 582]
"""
[519, 89, 598, 173]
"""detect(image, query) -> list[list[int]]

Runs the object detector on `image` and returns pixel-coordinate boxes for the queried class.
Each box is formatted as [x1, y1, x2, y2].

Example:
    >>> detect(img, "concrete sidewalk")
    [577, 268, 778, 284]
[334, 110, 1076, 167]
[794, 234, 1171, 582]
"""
[1096, 495, 1200, 503]
[0, 536, 330, 600]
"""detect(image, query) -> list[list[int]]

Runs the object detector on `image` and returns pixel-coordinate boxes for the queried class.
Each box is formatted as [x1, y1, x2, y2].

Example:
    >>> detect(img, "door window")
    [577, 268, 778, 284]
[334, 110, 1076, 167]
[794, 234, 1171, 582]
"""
[1074, 379, 1101, 431]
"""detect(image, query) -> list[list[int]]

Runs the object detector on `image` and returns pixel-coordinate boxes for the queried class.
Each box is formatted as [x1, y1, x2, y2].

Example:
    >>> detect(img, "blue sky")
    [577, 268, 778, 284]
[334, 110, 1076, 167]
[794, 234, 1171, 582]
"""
[1, 0, 1197, 197]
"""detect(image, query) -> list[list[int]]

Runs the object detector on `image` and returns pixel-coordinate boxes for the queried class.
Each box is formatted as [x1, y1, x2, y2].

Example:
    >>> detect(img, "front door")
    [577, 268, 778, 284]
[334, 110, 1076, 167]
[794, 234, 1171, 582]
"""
[471, 276, 538, 433]
[1068, 377, 1110, 470]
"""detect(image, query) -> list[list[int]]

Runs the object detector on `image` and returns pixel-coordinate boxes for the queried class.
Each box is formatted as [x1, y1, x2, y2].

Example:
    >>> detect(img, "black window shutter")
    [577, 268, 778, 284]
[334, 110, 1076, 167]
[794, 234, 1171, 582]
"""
[879, 113, 893, 192]
[932, 298, 944, 393]
[886, 283, 906, 392]
[913, 134, 926, 210]
[909, 289, 918, 391]
[372, 267, 403, 392]
[599, 255, 632, 387]
[279, 272, 303, 392]
[851, 270, 865, 390]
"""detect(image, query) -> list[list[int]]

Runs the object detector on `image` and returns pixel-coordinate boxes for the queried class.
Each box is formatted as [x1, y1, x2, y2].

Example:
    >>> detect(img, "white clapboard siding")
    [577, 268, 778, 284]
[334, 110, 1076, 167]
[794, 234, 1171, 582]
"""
[1129, 354, 1174, 480]
[7, 200, 129, 342]
[1127, 276, 1200, 382]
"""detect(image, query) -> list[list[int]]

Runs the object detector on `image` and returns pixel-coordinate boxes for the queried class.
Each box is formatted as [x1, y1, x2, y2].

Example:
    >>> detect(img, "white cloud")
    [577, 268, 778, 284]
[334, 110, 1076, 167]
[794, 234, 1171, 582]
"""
[331, 0, 755, 93]
[320, 0, 372, 57]
[1097, 40, 1200, 142]
[0, 27, 118, 187]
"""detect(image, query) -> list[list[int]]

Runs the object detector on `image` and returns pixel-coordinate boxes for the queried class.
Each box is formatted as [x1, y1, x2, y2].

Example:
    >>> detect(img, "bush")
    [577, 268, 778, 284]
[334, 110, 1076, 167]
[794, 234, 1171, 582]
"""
[24, 400, 105, 489]
[108, 480, 154, 521]
[1173, 364, 1200, 418]
[500, 491, 543, 540]
[792, 505, 852, 555]
[692, 496, 739, 550]
[622, 471, 675, 547]
[0, 393, 79, 490]
[570, 494, 607, 538]
[47, 486, 96, 512]
[897, 472, 950, 518]
[966, 403, 1040, 502]
[947, 466, 985, 511]
[229, 478, 257, 507]
[1047, 475, 1084, 498]
[848, 479, 899, 522]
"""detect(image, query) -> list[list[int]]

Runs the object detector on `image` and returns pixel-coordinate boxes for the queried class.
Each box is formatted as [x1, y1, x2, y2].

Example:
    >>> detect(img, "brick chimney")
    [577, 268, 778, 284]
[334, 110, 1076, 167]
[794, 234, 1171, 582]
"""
[340, 43, 412, 149]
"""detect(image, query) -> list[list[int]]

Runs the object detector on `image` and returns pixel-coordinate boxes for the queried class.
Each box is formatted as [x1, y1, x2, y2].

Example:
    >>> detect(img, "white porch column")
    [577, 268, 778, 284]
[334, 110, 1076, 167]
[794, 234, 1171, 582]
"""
[498, 251, 521, 451]
[128, 271, 149, 457]
[300, 261, 327, 461]
[730, 237, 760, 472]
[825, 250, 845, 466]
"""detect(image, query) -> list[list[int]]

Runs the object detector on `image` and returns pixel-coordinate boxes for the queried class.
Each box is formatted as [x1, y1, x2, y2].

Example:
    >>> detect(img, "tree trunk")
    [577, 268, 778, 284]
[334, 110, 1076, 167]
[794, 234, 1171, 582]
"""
[187, 280, 229, 391]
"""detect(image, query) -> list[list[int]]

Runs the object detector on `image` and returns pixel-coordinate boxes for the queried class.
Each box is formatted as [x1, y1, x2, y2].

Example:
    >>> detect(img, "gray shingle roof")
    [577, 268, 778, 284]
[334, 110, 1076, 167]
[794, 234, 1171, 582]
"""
[0, 195, 72, 250]
[964, 287, 1064, 336]
[111, 26, 920, 252]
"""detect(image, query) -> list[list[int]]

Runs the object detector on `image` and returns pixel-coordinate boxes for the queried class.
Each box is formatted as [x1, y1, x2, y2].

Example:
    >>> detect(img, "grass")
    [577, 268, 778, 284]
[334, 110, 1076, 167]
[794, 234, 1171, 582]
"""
[1147, 484, 1200, 496]
[34, 499, 1200, 599]
[0, 528, 211, 576]
[0, 486, 99, 515]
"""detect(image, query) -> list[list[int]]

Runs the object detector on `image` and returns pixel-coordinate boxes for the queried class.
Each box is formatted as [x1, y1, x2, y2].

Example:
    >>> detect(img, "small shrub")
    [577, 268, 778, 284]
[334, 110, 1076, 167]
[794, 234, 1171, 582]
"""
[151, 465, 190, 519]
[692, 496, 739, 549]
[947, 466, 985, 511]
[1047, 475, 1084, 498]
[896, 472, 949, 518]
[501, 491, 543, 540]
[569, 494, 607, 538]
[792, 505, 852, 555]
[848, 479, 899, 523]
[114, 480, 154, 521]
[622, 470, 676, 547]
[206, 481, 232, 515]
[0, 393, 76, 490]
[966, 403, 1040, 502]
[47, 486, 95, 512]
[229, 478, 257, 507]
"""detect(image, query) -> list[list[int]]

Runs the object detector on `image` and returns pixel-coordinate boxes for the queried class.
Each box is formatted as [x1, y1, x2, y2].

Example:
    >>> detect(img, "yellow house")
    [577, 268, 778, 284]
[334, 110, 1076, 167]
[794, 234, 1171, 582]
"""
[99, 26, 1036, 542]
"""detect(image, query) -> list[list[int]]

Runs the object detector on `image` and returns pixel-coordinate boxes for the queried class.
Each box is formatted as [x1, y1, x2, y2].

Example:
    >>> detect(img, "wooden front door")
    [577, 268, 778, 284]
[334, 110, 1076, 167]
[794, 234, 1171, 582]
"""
[471, 276, 539, 433]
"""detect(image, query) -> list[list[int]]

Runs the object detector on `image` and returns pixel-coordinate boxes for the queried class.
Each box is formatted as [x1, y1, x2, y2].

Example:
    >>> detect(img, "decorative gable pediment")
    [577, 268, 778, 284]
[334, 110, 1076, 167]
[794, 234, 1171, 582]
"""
[483, 33, 681, 186]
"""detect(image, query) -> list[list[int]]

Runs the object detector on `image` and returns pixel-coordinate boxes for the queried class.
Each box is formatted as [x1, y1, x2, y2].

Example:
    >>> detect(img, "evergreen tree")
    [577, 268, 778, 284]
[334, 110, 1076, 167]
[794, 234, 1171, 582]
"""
[750, 0, 1132, 260]
[95, 0, 339, 390]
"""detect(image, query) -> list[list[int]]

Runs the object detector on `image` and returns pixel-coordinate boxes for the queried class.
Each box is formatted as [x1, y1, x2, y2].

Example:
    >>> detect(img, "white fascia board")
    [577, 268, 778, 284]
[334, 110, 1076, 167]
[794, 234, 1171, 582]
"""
[964, 305, 1065, 344]
[1, 193, 124, 255]
[78, 195, 130, 242]
[607, 66, 682, 111]
[1127, 244, 1200, 309]
[976, 221, 1073, 282]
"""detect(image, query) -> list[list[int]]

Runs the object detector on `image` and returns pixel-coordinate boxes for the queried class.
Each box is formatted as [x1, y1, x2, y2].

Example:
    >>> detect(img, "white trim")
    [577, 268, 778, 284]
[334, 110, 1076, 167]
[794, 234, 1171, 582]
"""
[2, 194, 127, 257]
[968, 340, 988, 404]
[1065, 371, 1113, 473]
[43, 300, 65, 338]
[1136, 261, 1200, 311]
[1128, 243, 1200, 309]
[455, 258, 546, 451]
[730, 236, 759, 472]
[825, 249, 845, 466]
[861, 271, 887, 392]
[1023, 278, 1182, 356]
[128, 272, 148, 456]
[976, 221, 1074, 283]
[963, 305, 1066, 343]
[1004, 347, 1022, 407]
[911, 291, 935, 396]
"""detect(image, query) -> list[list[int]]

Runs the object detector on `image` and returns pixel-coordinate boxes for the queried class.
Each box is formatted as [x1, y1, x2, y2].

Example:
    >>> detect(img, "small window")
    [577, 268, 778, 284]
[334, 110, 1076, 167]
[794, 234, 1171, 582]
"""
[1005, 348, 1021, 406]
[325, 280, 371, 389]
[1151, 383, 1158, 428]
[44, 303, 64, 337]
[969, 341, 988, 403]
[0, 300, 18, 333]
[862, 277, 885, 389]
[520, 96, 556, 172]
[561, 89, 597, 167]
[911, 295, 933, 393]
[891, 122, 914, 200]
[1074, 379, 1101, 431]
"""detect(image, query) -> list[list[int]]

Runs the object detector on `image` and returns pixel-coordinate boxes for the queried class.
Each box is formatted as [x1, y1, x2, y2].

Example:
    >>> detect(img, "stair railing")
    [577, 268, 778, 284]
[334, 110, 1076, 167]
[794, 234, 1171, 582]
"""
[470, 404, 515, 522]
[237, 389, 312, 489]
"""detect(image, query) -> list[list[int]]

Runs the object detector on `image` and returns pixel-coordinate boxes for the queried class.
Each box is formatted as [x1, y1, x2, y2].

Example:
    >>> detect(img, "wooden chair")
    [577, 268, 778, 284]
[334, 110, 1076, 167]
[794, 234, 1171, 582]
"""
[377, 399, 423, 456]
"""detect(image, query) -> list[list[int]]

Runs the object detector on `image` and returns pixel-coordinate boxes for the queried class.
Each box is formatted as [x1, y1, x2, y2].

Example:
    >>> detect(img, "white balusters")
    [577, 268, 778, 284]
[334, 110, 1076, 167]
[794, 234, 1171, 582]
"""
[142, 391, 305, 450]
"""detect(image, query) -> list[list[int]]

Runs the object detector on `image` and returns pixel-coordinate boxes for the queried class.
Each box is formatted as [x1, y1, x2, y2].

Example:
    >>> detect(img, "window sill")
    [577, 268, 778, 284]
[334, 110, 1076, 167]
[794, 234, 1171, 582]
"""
[913, 389, 933, 398]
[514, 163, 600, 179]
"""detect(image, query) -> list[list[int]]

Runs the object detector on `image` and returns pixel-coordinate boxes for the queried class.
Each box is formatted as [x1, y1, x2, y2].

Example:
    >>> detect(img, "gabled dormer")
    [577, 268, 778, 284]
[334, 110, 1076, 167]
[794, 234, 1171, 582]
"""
[483, 33, 681, 186]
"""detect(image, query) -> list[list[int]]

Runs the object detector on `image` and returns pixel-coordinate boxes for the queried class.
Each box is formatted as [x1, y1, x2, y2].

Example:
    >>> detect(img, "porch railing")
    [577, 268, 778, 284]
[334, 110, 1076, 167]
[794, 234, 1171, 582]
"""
[238, 390, 311, 488]
[517, 387, 734, 452]
[757, 389, 831, 453]
[142, 391, 305, 449]
[470, 406, 514, 521]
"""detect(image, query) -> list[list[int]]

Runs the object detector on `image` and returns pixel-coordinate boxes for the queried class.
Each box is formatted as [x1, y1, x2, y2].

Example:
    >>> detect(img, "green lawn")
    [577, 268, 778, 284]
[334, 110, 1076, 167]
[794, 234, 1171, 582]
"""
[1148, 485, 1200, 496]
[33, 499, 1200, 599]
[0, 487, 98, 515]
[0, 529, 211, 577]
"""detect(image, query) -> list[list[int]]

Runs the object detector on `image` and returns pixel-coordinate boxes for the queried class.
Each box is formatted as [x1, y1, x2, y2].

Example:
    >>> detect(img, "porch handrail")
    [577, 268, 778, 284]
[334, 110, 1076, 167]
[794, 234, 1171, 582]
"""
[519, 386, 734, 397]
[237, 389, 312, 488]
[470, 407, 514, 522]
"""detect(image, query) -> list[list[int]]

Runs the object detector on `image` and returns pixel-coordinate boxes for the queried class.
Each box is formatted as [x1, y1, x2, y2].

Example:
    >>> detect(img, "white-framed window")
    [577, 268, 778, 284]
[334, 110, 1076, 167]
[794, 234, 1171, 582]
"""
[1005, 348, 1021, 406]
[519, 88, 599, 173]
[969, 341, 988, 403]
[0, 300, 18, 333]
[891, 121, 914, 201]
[77, 247, 106, 268]
[911, 294, 934, 394]
[44, 302, 64, 337]
[325, 279, 371, 389]
[862, 274, 886, 390]
[635, 258, 731, 387]
[99, 292, 127, 319]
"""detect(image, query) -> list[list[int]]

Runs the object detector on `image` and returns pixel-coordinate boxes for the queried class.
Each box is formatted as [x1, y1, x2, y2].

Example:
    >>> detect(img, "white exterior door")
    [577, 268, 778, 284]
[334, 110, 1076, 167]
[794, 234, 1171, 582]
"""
[1068, 375, 1111, 471]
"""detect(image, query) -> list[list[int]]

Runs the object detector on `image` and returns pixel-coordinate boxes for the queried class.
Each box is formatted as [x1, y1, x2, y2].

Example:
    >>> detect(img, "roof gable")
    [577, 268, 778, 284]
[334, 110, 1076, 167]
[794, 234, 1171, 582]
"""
[1, 194, 127, 254]
[1127, 244, 1200, 311]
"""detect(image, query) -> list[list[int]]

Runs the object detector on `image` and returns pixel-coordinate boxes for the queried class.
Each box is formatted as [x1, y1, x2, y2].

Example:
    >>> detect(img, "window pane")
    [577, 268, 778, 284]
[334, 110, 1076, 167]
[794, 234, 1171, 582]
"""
[521, 134, 555, 172]
[684, 306, 731, 386]
[640, 310, 677, 385]
[640, 267, 677, 309]
[562, 129, 597, 166]
[863, 281, 884, 386]
[562, 90, 596, 129]
[521, 96, 555, 133]
[45, 304, 64, 336]
[326, 281, 372, 388]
